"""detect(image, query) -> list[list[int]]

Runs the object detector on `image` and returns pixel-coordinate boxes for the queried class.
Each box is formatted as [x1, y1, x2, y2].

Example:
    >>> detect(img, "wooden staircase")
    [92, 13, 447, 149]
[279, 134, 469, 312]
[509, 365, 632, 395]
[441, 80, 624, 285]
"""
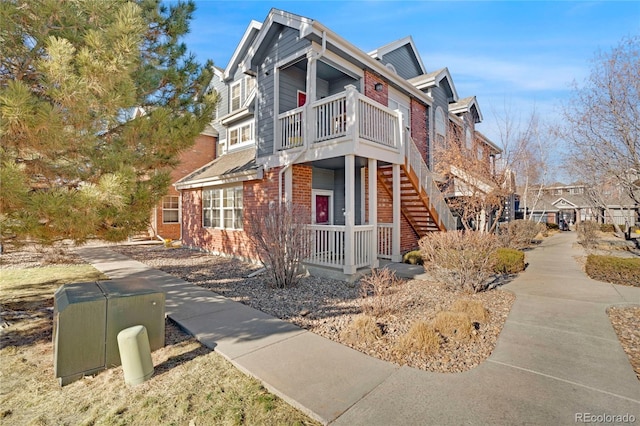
[377, 133, 456, 236]
[378, 165, 441, 235]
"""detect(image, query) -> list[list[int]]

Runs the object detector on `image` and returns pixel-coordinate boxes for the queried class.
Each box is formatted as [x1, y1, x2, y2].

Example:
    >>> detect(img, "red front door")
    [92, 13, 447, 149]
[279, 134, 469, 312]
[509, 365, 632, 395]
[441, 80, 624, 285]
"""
[315, 195, 330, 224]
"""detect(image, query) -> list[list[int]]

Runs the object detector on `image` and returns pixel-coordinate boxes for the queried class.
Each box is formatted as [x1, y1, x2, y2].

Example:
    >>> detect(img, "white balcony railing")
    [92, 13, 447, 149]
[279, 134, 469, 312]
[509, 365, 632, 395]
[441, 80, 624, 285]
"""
[306, 224, 374, 271]
[277, 86, 400, 151]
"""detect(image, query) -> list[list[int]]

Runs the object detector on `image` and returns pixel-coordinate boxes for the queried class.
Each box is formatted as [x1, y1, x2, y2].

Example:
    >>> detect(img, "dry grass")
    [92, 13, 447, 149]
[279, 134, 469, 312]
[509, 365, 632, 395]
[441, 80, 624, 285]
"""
[450, 299, 488, 323]
[359, 268, 400, 317]
[396, 321, 441, 356]
[433, 311, 474, 341]
[0, 261, 319, 426]
[340, 315, 382, 345]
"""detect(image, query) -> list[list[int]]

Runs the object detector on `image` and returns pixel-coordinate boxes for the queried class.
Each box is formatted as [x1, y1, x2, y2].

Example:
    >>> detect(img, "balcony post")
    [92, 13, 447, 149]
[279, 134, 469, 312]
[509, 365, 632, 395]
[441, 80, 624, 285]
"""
[344, 154, 356, 274]
[368, 158, 379, 268]
[305, 50, 318, 146]
[392, 163, 402, 262]
[344, 84, 358, 143]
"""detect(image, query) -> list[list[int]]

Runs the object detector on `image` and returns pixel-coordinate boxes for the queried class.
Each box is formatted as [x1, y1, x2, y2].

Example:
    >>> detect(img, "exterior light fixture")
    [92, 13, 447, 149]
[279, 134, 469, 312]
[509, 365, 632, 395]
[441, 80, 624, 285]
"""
[374, 83, 383, 92]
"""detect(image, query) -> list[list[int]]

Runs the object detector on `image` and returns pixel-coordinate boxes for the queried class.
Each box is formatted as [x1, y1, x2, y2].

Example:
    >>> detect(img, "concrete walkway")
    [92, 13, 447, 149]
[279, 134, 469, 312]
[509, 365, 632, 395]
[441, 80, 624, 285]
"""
[77, 232, 639, 425]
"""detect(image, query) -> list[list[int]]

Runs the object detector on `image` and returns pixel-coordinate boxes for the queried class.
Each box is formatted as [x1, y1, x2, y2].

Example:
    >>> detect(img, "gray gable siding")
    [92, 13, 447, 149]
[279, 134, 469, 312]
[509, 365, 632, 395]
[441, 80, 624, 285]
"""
[381, 45, 423, 80]
[210, 74, 228, 144]
[256, 26, 311, 158]
[279, 65, 306, 113]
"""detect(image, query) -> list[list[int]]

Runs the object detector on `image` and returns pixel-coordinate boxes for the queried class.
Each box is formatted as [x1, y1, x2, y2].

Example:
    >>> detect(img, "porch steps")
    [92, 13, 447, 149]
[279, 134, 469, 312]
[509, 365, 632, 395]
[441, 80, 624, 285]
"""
[377, 165, 442, 235]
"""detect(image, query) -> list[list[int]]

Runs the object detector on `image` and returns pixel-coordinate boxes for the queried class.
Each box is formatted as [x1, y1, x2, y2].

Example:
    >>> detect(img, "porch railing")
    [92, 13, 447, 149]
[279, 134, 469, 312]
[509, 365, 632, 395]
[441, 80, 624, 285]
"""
[277, 86, 400, 151]
[377, 223, 393, 259]
[405, 132, 456, 231]
[306, 224, 374, 270]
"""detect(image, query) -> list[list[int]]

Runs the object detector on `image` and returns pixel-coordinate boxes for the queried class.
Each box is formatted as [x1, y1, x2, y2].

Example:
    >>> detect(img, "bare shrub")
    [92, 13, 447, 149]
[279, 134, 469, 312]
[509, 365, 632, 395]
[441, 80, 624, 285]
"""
[396, 321, 441, 356]
[576, 221, 600, 250]
[359, 268, 400, 317]
[419, 231, 499, 293]
[245, 204, 311, 289]
[450, 299, 488, 323]
[433, 311, 474, 341]
[340, 315, 382, 345]
[497, 219, 544, 250]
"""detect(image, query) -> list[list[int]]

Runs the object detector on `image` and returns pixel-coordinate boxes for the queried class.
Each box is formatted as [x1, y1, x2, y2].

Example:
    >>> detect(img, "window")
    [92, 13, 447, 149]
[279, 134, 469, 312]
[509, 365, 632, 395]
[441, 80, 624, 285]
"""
[203, 186, 243, 229]
[230, 77, 255, 112]
[228, 122, 253, 148]
[162, 196, 179, 223]
[435, 106, 446, 147]
[230, 81, 241, 111]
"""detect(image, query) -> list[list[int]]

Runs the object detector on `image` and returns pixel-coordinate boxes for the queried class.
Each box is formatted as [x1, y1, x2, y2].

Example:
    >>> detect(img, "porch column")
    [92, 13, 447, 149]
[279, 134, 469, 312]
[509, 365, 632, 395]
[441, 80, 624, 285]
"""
[392, 163, 402, 262]
[344, 154, 356, 274]
[305, 51, 318, 147]
[368, 158, 379, 269]
[284, 166, 293, 204]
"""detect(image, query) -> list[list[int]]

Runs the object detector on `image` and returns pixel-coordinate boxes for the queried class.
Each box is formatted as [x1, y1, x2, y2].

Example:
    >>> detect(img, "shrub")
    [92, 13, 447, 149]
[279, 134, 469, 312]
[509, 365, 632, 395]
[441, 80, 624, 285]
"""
[450, 299, 488, 323]
[396, 321, 440, 355]
[433, 311, 474, 341]
[493, 247, 525, 274]
[403, 250, 423, 265]
[600, 223, 616, 233]
[246, 204, 311, 289]
[576, 221, 600, 249]
[419, 231, 499, 293]
[340, 315, 382, 345]
[546, 223, 559, 231]
[498, 219, 545, 250]
[585, 255, 640, 287]
[359, 268, 400, 316]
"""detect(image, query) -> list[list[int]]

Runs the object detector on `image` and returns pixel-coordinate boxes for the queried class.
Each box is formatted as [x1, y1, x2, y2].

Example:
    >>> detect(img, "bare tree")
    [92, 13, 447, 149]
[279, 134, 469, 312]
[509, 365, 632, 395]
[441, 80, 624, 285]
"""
[246, 203, 311, 288]
[559, 36, 639, 233]
[435, 120, 514, 233]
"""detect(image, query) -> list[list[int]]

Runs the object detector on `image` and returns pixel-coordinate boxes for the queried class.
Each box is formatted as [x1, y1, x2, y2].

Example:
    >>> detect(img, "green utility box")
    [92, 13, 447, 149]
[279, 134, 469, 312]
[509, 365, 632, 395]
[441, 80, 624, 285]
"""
[53, 279, 165, 386]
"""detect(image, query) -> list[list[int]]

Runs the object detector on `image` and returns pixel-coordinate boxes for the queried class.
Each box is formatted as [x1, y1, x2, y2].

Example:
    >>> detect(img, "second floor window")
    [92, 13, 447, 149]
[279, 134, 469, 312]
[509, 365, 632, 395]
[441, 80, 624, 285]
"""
[231, 82, 241, 111]
[228, 122, 253, 148]
[230, 77, 256, 112]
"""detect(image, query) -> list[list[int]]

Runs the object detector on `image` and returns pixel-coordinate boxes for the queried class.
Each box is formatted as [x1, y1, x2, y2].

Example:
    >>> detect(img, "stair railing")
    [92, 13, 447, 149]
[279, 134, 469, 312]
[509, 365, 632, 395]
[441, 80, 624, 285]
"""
[404, 131, 456, 231]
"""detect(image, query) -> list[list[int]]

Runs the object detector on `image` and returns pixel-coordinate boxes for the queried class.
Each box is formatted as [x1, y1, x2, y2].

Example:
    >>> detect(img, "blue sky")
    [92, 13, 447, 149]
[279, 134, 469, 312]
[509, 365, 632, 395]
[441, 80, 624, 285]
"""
[182, 1, 639, 162]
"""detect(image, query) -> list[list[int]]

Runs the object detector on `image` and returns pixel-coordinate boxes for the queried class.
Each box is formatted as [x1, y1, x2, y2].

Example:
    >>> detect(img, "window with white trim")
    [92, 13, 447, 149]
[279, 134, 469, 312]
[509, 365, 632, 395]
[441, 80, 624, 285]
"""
[230, 81, 241, 111]
[162, 196, 179, 223]
[435, 106, 446, 147]
[202, 186, 243, 229]
[228, 122, 253, 149]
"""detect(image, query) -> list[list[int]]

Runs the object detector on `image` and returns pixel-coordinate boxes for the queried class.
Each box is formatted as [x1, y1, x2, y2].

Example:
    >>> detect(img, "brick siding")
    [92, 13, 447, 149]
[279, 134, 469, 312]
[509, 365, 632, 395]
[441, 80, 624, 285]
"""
[364, 70, 388, 106]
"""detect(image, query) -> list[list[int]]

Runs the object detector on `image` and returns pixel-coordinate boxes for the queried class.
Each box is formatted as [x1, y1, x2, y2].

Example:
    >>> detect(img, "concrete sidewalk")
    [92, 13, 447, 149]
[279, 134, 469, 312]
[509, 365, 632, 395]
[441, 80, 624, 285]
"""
[77, 232, 640, 425]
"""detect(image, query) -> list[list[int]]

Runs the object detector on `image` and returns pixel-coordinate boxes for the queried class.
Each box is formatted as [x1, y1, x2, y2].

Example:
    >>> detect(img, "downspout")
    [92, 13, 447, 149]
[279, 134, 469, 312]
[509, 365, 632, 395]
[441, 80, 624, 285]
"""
[278, 31, 327, 205]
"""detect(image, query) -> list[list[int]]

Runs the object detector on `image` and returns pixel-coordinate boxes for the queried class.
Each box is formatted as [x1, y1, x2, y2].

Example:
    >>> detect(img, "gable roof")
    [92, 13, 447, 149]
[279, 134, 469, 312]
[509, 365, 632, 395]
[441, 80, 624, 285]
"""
[368, 36, 427, 76]
[223, 20, 262, 81]
[240, 8, 435, 108]
[408, 68, 459, 102]
[449, 96, 483, 123]
[175, 147, 259, 189]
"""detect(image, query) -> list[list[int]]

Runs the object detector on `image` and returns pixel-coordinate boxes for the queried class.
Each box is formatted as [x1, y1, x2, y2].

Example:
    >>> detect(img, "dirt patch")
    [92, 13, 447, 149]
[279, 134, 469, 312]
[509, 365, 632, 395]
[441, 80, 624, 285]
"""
[608, 306, 640, 381]
[111, 244, 515, 373]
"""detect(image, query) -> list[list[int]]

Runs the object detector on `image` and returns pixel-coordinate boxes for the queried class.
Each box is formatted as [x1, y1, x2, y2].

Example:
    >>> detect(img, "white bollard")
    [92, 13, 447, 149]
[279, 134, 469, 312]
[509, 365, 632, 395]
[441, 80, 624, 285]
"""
[117, 325, 154, 386]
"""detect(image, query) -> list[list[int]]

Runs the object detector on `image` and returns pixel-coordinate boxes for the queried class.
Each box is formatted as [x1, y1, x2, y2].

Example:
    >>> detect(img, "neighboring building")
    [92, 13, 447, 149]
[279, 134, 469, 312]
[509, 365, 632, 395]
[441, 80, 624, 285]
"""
[149, 126, 218, 240]
[517, 183, 639, 228]
[175, 9, 500, 276]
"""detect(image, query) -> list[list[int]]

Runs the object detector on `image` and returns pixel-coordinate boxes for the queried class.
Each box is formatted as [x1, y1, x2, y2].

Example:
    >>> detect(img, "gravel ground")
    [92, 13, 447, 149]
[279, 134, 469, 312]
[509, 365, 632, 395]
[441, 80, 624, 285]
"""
[109, 244, 515, 373]
[607, 306, 640, 381]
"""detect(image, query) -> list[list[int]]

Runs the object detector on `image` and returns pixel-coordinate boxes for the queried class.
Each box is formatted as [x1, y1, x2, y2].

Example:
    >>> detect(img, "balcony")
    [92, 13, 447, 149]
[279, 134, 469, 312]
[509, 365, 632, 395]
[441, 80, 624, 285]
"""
[276, 85, 403, 163]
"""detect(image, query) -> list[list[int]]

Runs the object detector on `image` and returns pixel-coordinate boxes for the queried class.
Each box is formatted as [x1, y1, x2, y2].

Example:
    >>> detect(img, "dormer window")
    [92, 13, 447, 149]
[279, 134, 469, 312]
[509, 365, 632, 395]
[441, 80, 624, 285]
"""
[230, 77, 256, 112]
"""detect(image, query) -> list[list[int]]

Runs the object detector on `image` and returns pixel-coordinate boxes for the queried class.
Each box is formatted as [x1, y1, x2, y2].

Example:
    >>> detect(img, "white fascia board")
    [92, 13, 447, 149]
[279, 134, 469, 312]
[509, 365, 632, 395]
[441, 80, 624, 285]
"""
[224, 20, 263, 81]
[552, 197, 578, 208]
[240, 10, 313, 75]
[410, 68, 459, 100]
[175, 169, 260, 190]
[303, 22, 433, 108]
[220, 107, 251, 125]
[449, 96, 484, 123]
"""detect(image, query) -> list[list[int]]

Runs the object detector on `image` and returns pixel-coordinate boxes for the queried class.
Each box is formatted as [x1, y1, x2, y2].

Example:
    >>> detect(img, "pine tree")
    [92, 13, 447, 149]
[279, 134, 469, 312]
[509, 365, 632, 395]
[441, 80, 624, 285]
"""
[0, 0, 217, 247]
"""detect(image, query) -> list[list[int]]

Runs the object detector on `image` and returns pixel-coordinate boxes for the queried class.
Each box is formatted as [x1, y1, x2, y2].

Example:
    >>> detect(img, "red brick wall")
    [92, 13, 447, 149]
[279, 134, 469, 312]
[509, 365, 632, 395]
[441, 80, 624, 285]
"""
[410, 99, 428, 164]
[154, 134, 217, 239]
[292, 165, 312, 221]
[364, 70, 388, 106]
[181, 166, 300, 262]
